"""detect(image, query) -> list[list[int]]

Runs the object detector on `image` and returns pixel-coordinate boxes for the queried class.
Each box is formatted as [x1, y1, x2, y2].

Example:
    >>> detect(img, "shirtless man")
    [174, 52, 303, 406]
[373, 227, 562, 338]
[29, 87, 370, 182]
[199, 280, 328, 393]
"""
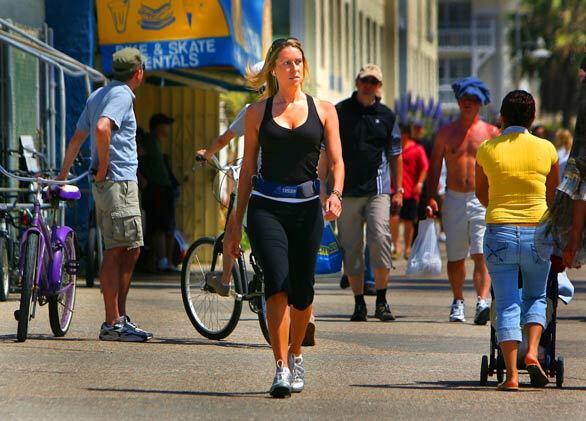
[427, 77, 500, 325]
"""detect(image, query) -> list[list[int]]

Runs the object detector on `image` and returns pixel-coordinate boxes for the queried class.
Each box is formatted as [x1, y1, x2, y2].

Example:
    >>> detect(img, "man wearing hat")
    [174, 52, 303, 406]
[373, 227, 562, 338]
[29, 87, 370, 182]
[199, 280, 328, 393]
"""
[426, 76, 500, 325]
[336, 63, 403, 322]
[139, 113, 178, 272]
[57, 47, 152, 341]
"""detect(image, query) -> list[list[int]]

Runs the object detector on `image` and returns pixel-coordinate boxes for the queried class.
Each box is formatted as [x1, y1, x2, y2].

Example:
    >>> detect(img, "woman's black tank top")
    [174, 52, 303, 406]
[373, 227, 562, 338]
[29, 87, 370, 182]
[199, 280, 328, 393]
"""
[258, 94, 324, 185]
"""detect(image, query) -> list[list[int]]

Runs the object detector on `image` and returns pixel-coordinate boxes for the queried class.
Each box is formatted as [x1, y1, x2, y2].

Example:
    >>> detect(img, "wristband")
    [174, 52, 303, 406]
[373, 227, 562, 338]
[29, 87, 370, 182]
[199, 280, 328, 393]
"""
[330, 190, 343, 202]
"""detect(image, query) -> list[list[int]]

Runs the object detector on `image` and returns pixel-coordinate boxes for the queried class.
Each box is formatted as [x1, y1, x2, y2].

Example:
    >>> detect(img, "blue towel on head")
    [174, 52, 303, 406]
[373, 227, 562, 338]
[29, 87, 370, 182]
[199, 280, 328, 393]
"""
[451, 77, 491, 105]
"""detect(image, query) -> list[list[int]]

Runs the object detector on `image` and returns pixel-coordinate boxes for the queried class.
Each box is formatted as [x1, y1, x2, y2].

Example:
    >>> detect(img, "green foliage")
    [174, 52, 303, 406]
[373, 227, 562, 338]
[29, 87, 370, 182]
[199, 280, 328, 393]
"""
[513, 0, 585, 126]
[240, 229, 251, 251]
[221, 91, 257, 122]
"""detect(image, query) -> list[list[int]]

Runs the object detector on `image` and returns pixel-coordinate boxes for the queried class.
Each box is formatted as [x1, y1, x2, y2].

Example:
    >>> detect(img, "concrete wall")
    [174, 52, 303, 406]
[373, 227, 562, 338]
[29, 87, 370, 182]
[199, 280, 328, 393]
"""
[0, 0, 45, 27]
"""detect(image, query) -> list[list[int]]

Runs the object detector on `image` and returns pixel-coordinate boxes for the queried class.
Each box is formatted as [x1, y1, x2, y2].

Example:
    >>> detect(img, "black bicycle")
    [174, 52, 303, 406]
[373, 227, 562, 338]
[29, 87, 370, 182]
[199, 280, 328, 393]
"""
[85, 202, 103, 288]
[0, 201, 22, 301]
[180, 155, 270, 343]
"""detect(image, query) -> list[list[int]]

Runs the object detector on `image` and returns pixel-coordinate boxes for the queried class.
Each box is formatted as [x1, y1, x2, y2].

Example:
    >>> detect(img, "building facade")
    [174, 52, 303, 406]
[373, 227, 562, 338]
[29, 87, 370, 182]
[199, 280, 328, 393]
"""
[394, 0, 438, 101]
[437, 0, 514, 117]
[273, 0, 437, 109]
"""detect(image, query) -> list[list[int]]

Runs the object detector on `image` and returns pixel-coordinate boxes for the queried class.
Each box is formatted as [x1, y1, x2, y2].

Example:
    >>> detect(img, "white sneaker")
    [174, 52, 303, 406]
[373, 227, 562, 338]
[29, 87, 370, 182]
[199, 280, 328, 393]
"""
[269, 360, 291, 398]
[288, 354, 305, 393]
[449, 299, 465, 322]
[474, 297, 490, 325]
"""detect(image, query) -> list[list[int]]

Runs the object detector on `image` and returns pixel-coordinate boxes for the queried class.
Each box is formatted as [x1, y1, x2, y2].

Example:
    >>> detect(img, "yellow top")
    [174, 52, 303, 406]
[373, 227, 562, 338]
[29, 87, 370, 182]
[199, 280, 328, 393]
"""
[476, 130, 558, 224]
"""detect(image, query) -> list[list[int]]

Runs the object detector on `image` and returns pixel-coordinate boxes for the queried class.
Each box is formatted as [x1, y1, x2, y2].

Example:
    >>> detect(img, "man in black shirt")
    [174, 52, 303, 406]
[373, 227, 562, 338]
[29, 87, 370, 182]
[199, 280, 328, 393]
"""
[336, 64, 403, 322]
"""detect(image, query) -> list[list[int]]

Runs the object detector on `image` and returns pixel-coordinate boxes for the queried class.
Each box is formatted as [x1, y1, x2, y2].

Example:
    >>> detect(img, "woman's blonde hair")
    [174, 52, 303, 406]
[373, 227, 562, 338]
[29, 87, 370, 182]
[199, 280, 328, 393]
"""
[247, 38, 309, 99]
[554, 128, 573, 151]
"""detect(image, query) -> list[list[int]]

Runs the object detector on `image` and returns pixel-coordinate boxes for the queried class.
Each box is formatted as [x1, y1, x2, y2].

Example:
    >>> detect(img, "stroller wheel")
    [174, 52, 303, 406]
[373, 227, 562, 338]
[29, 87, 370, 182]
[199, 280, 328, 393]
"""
[496, 366, 504, 383]
[556, 357, 564, 388]
[480, 355, 489, 386]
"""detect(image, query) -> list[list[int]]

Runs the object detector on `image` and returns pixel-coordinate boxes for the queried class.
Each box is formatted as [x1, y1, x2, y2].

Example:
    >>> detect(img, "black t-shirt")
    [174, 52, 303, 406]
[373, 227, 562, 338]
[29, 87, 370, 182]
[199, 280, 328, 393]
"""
[336, 92, 401, 197]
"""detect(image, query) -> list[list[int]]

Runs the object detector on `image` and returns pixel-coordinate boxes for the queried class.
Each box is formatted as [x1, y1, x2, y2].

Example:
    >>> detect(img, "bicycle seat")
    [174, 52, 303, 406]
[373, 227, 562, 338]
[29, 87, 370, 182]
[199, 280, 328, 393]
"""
[44, 185, 81, 201]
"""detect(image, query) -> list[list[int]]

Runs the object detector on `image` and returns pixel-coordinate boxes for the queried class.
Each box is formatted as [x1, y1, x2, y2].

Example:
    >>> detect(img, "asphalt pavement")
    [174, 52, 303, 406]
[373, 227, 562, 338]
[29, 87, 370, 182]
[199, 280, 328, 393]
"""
[1, 258, 586, 420]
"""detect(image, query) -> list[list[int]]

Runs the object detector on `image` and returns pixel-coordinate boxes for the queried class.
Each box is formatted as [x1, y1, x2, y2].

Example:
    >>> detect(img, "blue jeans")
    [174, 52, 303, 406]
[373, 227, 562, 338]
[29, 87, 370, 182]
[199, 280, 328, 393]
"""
[484, 225, 550, 343]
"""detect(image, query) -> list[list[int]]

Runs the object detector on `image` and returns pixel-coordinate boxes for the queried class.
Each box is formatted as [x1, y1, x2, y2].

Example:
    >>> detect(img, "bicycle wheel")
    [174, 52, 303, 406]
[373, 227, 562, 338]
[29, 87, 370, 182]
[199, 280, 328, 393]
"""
[257, 292, 270, 345]
[181, 236, 242, 340]
[248, 273, 270, 345]
[0, 237, 9, 301]
[17, 233, 38, 342]
[85, 226, 102, 288]
[49, 233, 77, 337]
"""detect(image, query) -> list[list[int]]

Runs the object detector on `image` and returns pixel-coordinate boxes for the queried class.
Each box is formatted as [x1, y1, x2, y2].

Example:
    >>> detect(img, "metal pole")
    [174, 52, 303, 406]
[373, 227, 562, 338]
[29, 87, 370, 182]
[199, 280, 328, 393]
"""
[58, 66, 65, 172]
[5, 23, 14, 178]
[43, 24, 50, 163]
[48, 28, 56, 172]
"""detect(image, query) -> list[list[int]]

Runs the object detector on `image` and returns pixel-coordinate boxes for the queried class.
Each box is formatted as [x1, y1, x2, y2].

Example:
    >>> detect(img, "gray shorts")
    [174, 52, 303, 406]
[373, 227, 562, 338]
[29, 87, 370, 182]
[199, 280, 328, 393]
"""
[337, 194, 392, 276]
[441, 190, 486, 261]
[92, 180, 143, 250]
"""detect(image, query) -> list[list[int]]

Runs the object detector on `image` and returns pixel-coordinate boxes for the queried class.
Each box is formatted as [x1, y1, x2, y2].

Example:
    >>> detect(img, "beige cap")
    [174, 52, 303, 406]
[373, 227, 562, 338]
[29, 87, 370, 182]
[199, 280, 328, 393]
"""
[112, 47, 144, 73]
[357, 63, 383, 82]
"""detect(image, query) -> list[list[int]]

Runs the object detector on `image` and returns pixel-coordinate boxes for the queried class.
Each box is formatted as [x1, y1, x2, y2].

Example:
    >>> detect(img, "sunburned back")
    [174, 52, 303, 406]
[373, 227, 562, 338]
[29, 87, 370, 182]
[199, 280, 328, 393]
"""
[438, 119, 500, 192]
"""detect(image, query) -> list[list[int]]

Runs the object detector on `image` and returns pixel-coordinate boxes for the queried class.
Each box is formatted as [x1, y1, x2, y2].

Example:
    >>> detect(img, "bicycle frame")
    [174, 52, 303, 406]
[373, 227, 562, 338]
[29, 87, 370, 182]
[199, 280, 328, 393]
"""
[19, 190, 76, 316]
[0, 164, 86, 309]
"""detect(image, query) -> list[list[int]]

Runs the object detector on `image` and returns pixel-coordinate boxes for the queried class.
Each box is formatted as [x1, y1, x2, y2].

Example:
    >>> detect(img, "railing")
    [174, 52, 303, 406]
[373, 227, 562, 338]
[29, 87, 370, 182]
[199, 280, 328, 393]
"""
[438, 20, 495, 49]
[438, 84, 457, 106]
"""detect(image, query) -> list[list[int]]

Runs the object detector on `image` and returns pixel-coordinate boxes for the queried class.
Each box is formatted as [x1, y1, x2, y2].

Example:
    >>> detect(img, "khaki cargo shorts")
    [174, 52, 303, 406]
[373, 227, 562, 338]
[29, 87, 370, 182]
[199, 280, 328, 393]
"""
[337, 194, 393, 276]
[92, 180, 143, 250]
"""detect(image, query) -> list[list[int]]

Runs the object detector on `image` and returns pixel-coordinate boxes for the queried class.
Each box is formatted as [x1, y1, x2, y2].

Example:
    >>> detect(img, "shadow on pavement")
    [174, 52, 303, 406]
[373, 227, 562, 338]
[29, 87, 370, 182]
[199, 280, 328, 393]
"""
[351, 380, 543, 392]
[557, 316, 586, 323]
[87, 387, 266, 398]
[0, 334, 94, 342]
[153, 337, 270, 349]
[315, 315, 419, 322]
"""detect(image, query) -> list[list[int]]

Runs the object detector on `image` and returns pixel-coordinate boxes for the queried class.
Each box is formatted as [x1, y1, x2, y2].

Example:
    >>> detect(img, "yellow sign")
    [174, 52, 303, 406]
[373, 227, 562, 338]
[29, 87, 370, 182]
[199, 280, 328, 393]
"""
[97, 0, 230, 44]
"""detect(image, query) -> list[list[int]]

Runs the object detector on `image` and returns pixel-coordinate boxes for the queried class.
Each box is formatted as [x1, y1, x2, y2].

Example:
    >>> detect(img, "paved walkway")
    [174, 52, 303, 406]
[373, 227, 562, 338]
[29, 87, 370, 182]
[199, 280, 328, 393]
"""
[1, 259, 586, 419]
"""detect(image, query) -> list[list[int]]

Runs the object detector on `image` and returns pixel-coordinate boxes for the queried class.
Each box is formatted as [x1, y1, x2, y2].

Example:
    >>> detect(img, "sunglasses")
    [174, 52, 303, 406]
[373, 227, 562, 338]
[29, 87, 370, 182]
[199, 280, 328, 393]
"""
[269, 37, 301, 53]
[360, 77, 380, 85]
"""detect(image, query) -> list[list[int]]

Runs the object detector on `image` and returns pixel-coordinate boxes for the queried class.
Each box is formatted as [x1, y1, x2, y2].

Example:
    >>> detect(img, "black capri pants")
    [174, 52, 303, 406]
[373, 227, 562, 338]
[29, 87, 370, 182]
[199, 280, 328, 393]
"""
[247, 195, 324, 310]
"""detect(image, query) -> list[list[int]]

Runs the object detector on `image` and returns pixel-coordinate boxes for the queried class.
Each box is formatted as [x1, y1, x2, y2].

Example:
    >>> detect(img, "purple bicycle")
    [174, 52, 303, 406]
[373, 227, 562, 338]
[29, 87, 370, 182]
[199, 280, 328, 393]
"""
[0, 165, 86, 342]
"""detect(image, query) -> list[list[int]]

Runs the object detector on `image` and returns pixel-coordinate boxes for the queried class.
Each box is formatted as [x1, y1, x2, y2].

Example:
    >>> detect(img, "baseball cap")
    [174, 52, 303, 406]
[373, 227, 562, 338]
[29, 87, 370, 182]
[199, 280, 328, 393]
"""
[357, 63, 383, 82]
[149, 113, 175, 130]
[112, 47, 145, 74]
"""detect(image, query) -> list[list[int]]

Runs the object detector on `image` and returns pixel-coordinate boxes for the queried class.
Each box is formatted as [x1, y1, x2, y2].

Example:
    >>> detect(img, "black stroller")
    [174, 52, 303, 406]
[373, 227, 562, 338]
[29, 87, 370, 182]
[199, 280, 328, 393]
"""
[480, 264, 565, 387]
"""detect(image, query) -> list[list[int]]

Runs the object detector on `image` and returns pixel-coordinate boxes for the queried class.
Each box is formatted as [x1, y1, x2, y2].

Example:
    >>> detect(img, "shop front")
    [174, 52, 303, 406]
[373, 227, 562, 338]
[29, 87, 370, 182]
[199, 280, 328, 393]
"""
[96, 0, 271, 241]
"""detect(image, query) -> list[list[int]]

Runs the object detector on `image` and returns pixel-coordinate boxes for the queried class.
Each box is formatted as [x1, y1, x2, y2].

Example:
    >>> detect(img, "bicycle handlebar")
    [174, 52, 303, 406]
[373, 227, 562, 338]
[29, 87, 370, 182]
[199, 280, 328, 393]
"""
[194, 153, 241, 174]
[0, 164, 88, 185]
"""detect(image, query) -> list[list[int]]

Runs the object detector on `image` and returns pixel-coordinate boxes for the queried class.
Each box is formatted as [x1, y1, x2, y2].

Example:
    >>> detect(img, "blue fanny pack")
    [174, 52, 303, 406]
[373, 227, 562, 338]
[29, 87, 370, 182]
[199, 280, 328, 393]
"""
[253, 176, 320, 199]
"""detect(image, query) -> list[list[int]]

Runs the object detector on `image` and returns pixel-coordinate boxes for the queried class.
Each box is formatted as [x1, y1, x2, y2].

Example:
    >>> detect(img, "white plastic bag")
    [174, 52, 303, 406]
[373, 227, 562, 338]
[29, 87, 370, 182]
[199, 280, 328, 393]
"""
[406, 219, 442, 276]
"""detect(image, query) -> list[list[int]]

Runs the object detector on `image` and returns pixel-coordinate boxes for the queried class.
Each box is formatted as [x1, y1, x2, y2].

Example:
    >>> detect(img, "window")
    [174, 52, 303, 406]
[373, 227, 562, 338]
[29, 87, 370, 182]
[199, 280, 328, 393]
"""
[426, 0, 434, 42]
[373, 22, 378, 65]
[439, 57, 471, 85]
[320, 0, 326, 67]
[438, 1, 471, 29]
[344, 3, 346, 75]
[357, 12, 364, 67]
[272, 0, 290, 39]
[330, 0, 335, 80]
[366, 17, 371, 62]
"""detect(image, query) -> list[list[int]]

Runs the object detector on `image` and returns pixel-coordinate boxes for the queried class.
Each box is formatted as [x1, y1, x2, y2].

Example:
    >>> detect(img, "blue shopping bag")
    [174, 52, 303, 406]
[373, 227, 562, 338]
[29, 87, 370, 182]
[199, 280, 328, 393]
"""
[315, 222, 343, 274]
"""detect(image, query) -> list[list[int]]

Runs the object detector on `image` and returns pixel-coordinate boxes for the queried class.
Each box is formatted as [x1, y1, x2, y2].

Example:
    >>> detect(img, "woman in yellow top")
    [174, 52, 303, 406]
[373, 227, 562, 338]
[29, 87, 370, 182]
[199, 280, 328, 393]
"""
[476, 90, 559, 391]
